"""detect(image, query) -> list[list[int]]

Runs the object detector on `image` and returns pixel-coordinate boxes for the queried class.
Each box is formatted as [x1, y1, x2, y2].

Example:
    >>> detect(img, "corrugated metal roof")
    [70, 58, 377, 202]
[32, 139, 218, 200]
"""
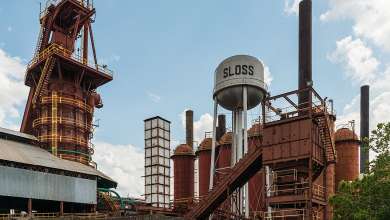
[0, 127, 38, 144]
[0, 137, 116, 188]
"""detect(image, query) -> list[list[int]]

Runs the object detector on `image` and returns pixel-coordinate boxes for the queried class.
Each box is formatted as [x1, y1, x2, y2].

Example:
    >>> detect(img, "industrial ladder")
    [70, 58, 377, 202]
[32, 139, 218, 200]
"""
[316, 113, 336, 163]
[32, 56, 56, 104]
[185, 146, 263, 220]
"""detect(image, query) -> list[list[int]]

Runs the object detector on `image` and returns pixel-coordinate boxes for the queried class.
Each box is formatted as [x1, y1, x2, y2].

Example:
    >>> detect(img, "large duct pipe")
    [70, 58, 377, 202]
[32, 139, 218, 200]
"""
[216, 114, 226, 141]
[298, 0, 312, 108]
[186, 110, 194, 148]
[360, 85, 370, 173]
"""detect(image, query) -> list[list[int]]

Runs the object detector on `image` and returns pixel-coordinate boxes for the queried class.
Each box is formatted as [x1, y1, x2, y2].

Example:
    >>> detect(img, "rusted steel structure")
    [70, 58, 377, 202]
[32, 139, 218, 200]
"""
[247, 123, 265, 214]
[335, 127, 359, 187]
[172, 110, 195, 211]
[216, 132, 232, 179]
[256, 87, 336, 220]
[197, 136, 212, 198]
[172, 144, 195, 211]
[20, 0, 112, 165]
[186, 87, 336, 220]
[185, 141, 263, 219]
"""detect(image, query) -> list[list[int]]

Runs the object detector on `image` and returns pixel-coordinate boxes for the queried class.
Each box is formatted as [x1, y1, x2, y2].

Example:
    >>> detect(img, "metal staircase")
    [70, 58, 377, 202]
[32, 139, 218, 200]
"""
[185, 146, 263, 220]
[32, 56, 56, 104]
[315, 113, 336, 163]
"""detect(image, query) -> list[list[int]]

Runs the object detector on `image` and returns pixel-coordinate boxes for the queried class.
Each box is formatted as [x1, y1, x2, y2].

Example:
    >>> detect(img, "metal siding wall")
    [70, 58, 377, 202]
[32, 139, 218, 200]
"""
[0, 165, 96, 204]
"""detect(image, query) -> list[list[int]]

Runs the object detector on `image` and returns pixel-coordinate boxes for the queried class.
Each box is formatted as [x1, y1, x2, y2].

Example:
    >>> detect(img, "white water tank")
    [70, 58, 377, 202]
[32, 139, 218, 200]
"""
[214, 55, 267, 111]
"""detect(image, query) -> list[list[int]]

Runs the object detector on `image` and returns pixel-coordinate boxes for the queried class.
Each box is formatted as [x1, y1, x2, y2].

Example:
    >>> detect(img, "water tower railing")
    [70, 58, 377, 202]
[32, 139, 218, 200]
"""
[262, 87, 326, 125]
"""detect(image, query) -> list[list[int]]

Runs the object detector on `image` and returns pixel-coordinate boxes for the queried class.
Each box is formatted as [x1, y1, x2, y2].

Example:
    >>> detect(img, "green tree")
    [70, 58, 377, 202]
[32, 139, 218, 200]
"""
[330, 123, 390, 220]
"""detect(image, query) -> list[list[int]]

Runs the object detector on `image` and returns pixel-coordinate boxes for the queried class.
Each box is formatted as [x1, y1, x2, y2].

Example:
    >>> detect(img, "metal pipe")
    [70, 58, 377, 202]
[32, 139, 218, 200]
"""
[298, 0, 312, 108]
[360, 85, 370, 173]
[243, 86, 249, 218]
[186, 110, 194, 148]
[209, 100, 218, 190]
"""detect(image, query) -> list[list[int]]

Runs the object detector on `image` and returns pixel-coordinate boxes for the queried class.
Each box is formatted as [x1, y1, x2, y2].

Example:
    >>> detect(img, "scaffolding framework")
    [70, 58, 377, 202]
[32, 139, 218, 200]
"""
[144, 116, 171, 208]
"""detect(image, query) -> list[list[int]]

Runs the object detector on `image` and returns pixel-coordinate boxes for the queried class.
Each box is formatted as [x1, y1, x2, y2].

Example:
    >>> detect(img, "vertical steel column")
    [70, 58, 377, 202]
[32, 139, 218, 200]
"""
[265, 166, 272, 218]
[237, 110, 243, 215]
[209, 100, 218, 190]
[243, 86, 249, 218]
[60, 201, 64, 216]
[28, 198, 32, 216]
[231, 112, 237, 166]
[231, 111, 237, 215]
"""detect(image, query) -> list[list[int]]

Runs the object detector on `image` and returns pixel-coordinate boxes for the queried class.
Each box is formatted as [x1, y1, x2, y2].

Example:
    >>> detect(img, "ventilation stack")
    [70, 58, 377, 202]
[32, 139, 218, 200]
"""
[186, 110, 194, 148]
[216, 114, 226, 141]
[360, 85, 370, 173]
[298, 0, 312, 111]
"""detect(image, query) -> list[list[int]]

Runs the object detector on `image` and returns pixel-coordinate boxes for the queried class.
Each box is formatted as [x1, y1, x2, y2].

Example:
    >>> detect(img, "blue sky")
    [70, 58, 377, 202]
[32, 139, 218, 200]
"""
[1, 0, 389, 197]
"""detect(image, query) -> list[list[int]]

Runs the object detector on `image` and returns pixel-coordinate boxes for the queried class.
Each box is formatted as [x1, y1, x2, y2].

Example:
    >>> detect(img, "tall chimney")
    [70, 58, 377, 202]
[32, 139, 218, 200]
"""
[298, 0, 312, 108]
[186, 110, 194, 148]
[216, 114, 226, 141]
[360, 85, 369, 173]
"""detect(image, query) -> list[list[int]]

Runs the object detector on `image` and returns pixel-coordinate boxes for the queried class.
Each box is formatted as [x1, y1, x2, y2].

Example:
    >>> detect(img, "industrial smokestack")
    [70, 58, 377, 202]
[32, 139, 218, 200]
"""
[298, 0, 312, 108]
[216, 114, 226, 141]
[186, 110, 194, 148]
[360, 85, 369, 173]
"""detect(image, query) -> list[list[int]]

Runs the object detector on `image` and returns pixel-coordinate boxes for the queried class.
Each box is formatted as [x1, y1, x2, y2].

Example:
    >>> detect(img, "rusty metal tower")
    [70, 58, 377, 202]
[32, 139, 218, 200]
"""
[21, 0, 113, 166]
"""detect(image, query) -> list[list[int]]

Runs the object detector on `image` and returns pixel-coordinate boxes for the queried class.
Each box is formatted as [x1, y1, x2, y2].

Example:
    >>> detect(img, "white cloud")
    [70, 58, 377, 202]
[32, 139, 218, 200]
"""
[284, 0, 302, 16]
[264, 64, 273, 87]
[328, 36, 379, 84]
[180, 110, 213, 145]
[323, 1, 390, 134]
[0, 48, 28, 129]
[329, 36, 390, 135]
[147, 92, 161, 103]
[321, 0, 390, 51]
[93, 141, 145, 198]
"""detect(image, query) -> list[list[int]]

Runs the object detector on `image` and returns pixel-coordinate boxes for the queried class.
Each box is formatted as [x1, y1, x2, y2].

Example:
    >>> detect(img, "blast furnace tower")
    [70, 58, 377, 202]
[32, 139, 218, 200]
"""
[21, 0, 113, 165]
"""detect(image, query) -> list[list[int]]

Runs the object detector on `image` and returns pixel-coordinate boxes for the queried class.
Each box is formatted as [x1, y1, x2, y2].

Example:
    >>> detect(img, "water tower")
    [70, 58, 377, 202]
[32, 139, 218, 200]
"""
[209, 55, 267, 217]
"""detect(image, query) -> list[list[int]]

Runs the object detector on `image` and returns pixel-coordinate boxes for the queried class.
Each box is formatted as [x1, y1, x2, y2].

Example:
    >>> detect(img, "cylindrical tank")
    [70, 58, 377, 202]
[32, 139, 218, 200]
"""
[248, 123, 264, 212]
[197, 138, 212, 198]
[213, 55, 267, 111]
[32, 81, 97, 165]
[172, 144, 195, 205]
[335, 128, 359, 188]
